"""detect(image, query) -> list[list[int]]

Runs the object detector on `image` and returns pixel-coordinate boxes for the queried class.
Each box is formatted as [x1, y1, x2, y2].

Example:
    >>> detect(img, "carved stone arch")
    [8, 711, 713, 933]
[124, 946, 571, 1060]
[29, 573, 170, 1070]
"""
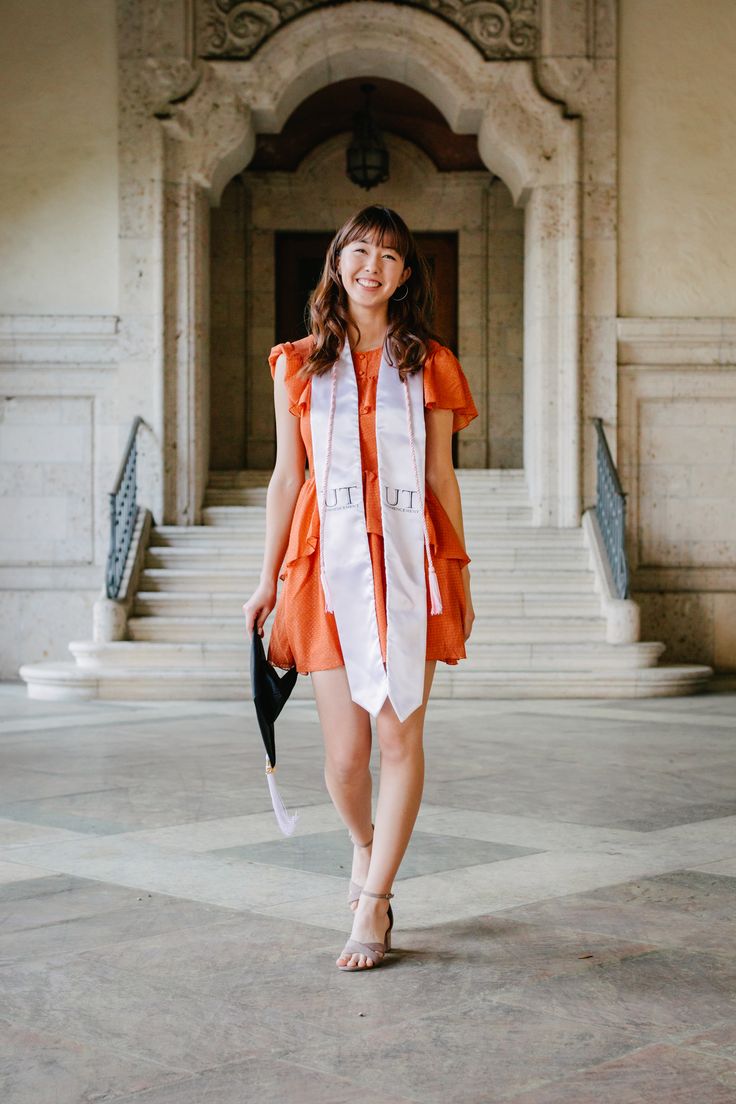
[141, 0, 614, 526]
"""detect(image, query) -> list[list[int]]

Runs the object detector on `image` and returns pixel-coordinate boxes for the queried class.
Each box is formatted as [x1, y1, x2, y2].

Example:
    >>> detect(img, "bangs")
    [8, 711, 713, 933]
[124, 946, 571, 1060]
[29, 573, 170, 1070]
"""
[342, 207, 411, 259]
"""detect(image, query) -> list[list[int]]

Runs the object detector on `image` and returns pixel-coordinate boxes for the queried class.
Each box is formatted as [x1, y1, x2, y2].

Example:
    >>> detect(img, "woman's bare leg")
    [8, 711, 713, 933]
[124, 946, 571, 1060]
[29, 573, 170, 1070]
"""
[337, 659, 437, 968]
[310, 667, 374, 898]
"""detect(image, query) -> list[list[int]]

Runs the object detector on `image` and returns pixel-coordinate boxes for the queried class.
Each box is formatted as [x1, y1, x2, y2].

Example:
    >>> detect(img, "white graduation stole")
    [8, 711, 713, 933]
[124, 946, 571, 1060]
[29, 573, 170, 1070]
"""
[310, 336, 442, 722]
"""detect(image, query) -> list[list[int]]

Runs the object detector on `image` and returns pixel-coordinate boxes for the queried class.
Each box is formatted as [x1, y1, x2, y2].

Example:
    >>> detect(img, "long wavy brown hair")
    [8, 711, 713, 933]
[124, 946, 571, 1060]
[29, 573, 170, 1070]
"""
[300, 205, 442, 381]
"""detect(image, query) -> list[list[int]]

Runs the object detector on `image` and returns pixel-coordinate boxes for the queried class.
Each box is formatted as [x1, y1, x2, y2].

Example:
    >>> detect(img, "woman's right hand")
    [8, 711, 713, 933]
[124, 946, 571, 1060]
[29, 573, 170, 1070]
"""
[242, 579, 277, 638]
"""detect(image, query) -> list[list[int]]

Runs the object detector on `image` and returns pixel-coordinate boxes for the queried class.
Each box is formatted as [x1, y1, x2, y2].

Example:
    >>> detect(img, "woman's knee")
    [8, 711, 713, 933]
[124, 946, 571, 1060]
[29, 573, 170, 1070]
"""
[324, 746, 371, 783]
[376, 712, 425, 762]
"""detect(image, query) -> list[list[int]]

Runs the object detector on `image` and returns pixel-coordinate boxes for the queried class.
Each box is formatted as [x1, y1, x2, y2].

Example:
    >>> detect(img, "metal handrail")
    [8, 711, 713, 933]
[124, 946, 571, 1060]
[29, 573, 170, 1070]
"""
[105, 416, 144, 599]
[591, 417, 629, 599]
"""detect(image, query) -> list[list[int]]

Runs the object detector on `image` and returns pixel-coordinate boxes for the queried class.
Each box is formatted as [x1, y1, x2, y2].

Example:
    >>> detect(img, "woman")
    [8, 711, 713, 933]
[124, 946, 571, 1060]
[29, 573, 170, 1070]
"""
[243, 205, 478, 971]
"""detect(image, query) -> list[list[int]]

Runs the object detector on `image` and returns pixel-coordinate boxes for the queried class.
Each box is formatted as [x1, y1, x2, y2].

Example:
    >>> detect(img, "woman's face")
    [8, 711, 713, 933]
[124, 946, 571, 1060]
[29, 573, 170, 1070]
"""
[337, 233, 411, 310]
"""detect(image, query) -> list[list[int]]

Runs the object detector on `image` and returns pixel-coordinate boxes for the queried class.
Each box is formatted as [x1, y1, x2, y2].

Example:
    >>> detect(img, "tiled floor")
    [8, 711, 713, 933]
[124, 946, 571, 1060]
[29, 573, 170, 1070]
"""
[1, 682, 735, 1103]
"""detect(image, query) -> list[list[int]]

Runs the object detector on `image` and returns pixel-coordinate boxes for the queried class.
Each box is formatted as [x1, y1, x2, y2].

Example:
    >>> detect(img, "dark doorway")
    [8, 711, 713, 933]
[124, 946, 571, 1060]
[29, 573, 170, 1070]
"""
[275, 230, 461, 462]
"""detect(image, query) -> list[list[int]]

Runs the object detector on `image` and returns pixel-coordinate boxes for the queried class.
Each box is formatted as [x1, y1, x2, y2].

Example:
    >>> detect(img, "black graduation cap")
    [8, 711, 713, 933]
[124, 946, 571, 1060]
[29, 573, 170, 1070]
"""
[250, 626, 300, 835]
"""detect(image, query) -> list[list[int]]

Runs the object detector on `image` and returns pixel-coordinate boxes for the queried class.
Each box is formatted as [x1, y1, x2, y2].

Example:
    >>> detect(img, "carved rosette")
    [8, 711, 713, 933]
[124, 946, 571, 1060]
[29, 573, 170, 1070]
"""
[196, 0, 538, 61]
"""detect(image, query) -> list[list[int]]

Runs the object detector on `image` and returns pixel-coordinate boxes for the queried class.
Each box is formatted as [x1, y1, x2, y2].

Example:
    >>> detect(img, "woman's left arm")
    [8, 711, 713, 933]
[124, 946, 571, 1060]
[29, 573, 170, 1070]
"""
[425, 407, 475, 641]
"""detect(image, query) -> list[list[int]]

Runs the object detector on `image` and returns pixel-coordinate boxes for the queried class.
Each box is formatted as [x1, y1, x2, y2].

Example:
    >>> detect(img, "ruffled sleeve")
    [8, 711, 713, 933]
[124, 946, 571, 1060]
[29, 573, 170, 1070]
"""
[268, 340, 311, 417]
[423, 342, 479, 433]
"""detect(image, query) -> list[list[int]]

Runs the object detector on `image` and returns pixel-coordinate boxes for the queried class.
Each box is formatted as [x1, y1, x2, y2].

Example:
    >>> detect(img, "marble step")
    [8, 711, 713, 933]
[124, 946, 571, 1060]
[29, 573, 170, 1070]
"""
[138, 568, 597, 593]
[126, 614, 607, 644]
[204, 484, 531, 502]
[150, 526, 585, 548]
[206, 468, 527, 486]
[202, 505, 535, 527]
[204, 490, 270, 506]
[67, 639, 663, 672]
[132, 590, 602, 618]
[207, 472, 273, 487]
[20, 659, 712, 702]
[143, 546, 591, 571]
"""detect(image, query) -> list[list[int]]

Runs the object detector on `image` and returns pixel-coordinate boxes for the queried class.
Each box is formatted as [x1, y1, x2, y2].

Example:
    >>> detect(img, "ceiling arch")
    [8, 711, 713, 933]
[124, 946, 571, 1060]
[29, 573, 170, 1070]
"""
[246, 76, 487, 173]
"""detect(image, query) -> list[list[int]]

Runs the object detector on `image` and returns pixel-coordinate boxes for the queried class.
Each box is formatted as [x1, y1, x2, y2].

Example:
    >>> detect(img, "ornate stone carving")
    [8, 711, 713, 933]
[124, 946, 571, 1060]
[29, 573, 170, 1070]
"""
[196, 0, 538, 61]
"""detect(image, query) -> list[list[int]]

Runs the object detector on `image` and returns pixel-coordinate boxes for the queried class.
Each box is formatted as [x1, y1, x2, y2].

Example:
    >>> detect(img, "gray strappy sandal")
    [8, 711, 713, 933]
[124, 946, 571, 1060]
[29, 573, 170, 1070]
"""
[347, 822, 374, 909]
[337, 889, 394, 971]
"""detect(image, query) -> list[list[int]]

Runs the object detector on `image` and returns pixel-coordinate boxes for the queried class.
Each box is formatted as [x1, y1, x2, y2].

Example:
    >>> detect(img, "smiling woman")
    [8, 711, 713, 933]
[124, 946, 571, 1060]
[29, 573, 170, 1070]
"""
[242, 204, 478, 973]
[340, 236, 406, 303]
[300, 204, 438, 377]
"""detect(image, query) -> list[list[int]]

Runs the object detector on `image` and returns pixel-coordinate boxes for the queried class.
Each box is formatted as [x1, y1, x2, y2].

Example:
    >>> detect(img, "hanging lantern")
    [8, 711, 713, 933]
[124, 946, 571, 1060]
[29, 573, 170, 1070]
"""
[346, 83, 389, 190]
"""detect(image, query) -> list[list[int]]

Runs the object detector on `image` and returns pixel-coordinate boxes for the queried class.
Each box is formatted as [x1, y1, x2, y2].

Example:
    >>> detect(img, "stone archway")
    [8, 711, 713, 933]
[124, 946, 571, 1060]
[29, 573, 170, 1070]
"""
[119, 0, 617, 528]
[210, 121, 524, 472]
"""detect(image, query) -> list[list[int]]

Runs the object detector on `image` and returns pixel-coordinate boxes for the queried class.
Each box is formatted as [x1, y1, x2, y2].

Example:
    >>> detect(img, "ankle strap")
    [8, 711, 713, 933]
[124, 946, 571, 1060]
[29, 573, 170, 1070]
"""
[361, 889, 394, 899]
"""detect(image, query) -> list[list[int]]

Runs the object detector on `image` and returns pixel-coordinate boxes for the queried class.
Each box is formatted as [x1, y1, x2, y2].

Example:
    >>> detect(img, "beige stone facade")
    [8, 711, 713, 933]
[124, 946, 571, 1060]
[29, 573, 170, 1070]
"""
[1, 0, 735, 682]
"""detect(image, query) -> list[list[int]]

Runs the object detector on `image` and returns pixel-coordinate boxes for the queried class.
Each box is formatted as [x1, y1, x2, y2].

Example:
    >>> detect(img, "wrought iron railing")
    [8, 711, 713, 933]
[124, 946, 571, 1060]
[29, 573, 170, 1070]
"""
[105, 416, 144, 599]
[592, 417, 629, 599]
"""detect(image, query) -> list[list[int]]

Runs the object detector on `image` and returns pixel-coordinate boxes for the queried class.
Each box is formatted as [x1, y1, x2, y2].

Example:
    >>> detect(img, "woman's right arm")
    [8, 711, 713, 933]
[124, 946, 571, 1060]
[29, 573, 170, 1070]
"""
[242, 352, 307, 637]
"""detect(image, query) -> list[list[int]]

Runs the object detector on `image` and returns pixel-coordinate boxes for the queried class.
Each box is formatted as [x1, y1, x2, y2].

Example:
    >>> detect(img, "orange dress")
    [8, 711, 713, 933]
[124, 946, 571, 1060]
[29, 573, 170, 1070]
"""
[266, 335, 479, 674]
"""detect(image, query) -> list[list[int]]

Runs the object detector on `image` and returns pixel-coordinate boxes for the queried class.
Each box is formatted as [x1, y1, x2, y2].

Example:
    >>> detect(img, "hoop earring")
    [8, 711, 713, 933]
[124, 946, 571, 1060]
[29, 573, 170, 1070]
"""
[391, 283, 409, 302]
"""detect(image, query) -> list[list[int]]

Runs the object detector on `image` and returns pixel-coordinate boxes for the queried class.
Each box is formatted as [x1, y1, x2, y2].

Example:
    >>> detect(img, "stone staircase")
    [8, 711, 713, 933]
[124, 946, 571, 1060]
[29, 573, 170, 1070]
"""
[20, 470, 712, 700]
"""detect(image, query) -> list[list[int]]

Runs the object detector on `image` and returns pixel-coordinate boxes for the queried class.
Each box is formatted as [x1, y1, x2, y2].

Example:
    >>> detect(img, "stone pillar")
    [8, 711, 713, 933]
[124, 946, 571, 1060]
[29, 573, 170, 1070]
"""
[162, 170, 211, 524]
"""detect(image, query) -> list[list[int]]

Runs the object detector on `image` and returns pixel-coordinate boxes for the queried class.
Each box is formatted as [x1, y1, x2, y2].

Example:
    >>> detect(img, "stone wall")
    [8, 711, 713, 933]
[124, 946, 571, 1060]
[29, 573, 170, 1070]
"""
[0, 2, 120, 681]
[0, 316, 122, 678]
[616, 0, 736, 669]
[618, 320, 736, 670]
[618, 0, 736, 317]
[0, 0, 119, 314]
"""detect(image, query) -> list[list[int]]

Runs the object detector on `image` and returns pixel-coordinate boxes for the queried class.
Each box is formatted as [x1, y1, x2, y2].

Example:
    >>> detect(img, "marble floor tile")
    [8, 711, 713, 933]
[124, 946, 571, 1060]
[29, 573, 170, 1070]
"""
[0, 799, 133, 836]
[503, 1041, 736, 1104]
[212, 827, 540, 880]
[414, 805, 646, 850]
[419, 768, 736, 833]
[675, 1019, 736, 1064]
[66, 910, 333, 983]
[0, 883, 241, 967]
[104, 1054, 419, 1104]
[2, 834, 344, 910]
[251, 845, 711, 932]
[281, 998, 652, 1104]
[652, 813, 736, 848]
[0, 779, 328, 834]
[0, 684, 735, 1104]
[0, 955, 333, 1072]
[0, 857, 65, 887]
[583, 868, 736, 910]
[595, 693, 736, 717]
[479, 947, 736, 1034]
[0, 1017, 191, 1104]
[186, 917, 661, 1030]
[491, 883, 736, 958]
[688, 856, 736, 876]
[116, 803, 342, 851]
[0, 816, 88, 847]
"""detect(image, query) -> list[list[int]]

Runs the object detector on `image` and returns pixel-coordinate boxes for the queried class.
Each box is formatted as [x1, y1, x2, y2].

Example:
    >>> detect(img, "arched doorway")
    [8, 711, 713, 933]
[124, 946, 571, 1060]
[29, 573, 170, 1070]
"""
[208, 76, 525, 473]
[156, 2, 590, 527]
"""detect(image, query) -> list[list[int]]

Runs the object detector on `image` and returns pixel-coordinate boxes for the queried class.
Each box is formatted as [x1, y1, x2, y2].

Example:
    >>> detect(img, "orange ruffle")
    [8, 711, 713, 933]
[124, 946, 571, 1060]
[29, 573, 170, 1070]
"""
[266, 335, 479, 673]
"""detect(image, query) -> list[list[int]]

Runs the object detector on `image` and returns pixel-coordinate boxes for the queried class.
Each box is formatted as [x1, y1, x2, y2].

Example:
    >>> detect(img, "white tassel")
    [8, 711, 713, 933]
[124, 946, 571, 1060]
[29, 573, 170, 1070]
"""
[265, 758, 300, 836]
[428, 564, 443, 615]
